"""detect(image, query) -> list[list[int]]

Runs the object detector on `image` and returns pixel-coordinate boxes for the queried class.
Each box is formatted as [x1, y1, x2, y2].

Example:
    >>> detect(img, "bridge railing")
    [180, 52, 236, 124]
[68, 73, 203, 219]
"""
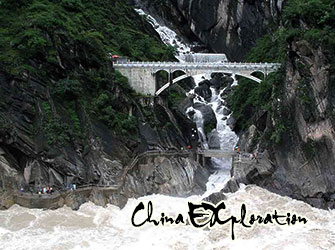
[114, 61, 281, 67]
[113, 62, 281, 71]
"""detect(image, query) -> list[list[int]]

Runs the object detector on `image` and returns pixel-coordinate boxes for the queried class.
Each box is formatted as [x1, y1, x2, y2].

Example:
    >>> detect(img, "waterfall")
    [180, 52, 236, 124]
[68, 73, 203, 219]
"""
[186, 75, 238, 194]
[0, 6, 332, 250]
[133, 7, 239, 190]
[133, 8, 239, 192]
[134, 8, 193, 61]
[179, 53, 228, 63]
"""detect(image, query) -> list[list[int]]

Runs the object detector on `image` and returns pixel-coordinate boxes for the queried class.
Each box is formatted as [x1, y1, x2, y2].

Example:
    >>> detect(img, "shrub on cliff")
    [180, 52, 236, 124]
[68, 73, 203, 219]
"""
[0, 0, 175, 144]
[228, 0, 335, 144]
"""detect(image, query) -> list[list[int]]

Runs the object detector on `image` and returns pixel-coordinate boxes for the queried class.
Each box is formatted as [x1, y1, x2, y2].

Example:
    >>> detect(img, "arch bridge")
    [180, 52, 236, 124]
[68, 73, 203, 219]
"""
[113, 61, 281, 96]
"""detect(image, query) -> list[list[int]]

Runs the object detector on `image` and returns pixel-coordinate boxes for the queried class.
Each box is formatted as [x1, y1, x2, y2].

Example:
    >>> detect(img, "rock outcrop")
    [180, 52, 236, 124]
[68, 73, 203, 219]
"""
[225, 40, 335, 209]
[137, 0, 335, 210]
[0, 72, 209, 210]
[137, 0, 284, 61]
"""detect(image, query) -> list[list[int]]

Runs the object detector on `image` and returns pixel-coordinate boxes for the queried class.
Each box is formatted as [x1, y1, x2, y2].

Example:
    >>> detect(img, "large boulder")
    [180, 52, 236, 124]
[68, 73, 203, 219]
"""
[226, 116, 236, 130]
[193, 103, 217, 130]
[222, 107, 231, 116]
[208, 130, 221, 149]
[203, 191, 227, 204]
[210, 73, 234, 90]
[177, 77, 196, 92]
[194, 79, 212, 101]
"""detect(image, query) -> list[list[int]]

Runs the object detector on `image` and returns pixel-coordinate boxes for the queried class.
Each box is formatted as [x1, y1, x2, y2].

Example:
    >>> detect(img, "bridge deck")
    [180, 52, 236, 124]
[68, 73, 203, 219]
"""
[114, 61, 281, 70]
[113, 60, 281, 95]
[198, 149, 236, 158]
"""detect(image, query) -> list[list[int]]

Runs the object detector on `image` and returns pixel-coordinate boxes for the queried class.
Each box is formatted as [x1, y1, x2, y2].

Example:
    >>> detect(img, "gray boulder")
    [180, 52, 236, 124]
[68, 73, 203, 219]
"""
[194, 79, 212, 101]
[226, 116, 236, 130]
[194, 103, 217, 130]
[208, 130, 221, 149]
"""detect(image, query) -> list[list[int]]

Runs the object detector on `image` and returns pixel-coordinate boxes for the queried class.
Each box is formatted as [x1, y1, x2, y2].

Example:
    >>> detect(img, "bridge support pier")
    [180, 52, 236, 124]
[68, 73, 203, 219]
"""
[115, 68, 156, 95]
[196, 153, 206, 167]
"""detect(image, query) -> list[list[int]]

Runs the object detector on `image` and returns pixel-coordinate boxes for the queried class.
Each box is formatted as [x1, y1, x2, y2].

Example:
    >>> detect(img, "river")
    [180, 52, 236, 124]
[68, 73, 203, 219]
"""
[0, 8, 334, 250]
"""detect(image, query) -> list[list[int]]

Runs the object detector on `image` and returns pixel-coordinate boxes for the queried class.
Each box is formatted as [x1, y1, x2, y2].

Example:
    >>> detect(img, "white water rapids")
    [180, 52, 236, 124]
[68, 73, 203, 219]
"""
[134, 8, 193, 61]
[1, 187, 335, 250]
[1, 8, 335, 250]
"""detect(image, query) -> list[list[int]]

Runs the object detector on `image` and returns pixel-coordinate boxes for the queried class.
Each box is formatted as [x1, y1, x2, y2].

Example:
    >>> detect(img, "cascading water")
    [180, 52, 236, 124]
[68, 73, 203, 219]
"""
[133, 7, 239, 192]
[1, 7, 335, 250]
[134, 8, 193, 61]
[185, 74, 238, 195]
[186, 106, 209, 149]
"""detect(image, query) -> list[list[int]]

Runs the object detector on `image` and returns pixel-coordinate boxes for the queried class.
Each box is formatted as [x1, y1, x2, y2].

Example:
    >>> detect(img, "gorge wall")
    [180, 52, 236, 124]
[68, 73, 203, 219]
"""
[0, 0, 209, 210]
[141, 0, 335, 209]
[136, 0, 284, 61]
[226, 40, 335, 209]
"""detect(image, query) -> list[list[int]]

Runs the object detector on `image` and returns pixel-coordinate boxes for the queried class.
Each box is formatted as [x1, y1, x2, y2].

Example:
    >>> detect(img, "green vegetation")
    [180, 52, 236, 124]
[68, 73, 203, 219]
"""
[0, 0, 176, 145]
[91, 92, 137, 135]
[297, 77, 316, 122]
[166, 88, 186, 108]
[246, 33, 286, 63]
[228, 0, 335, 145]
[0, 0, 175, 76]
[41, 101, 73, 145]
[301, 138, 317, 159]
[227, 70, 284, 133]
[246, 0, 335, 64]
[204, 123, 216, 134]
[283, 0, 335, 61]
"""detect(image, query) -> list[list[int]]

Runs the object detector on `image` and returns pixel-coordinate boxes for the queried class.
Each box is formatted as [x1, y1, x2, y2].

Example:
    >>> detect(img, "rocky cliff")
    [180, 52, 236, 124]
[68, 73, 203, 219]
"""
[223, 1, 335, 209]
[137, 0, 284, 61]
[227, 39, 335, 209]
[0, 71, 209, 209]
[0, 0, 209, 209]
[139, 0, 335, 209]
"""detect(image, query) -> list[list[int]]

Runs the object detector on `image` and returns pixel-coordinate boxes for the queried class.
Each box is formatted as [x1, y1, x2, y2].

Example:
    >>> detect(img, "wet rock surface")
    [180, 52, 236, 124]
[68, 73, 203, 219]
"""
[138, 0, 283, 61]
[203, 191, 227, 204]
[208, 131, 221, 149]
[194, 79, 212, 101]
[0, 72, 209, 210]
[193, 103, 217, 131]
[224, 40, 335, 210]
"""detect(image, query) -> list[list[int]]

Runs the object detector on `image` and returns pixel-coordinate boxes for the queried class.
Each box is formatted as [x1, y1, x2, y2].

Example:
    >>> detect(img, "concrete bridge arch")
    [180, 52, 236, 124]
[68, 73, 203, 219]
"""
[113, 61, 281, 96]
[155, 70, 270, 96]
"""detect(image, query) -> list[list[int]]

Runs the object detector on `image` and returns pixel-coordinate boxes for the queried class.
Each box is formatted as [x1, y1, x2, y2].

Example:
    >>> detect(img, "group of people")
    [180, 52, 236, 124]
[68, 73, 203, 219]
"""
[37, 186, 54, 195]
[234, 146, 259, 163]
[19, 186, 55, 195]
[68, 184, 77, 191]
[20, 183, 78, 195]
[180, 145, 192, 151]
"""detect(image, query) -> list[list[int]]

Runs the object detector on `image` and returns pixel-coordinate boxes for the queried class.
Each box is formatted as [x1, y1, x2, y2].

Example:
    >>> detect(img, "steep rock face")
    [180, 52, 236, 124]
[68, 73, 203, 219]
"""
[227, 40, 335, 209]
[122, 155, 208, 198]
[0, 0, 212, 210]
[0, 73, 209, 209]
[138, 0, 284, 61]
[269, 40, 335, 208]
[139, 0, 335, 210]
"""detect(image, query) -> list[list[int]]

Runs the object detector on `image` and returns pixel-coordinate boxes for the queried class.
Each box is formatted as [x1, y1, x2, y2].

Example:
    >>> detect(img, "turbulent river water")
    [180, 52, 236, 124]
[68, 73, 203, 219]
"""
[1, 8, 335, 250]
[1, 186, 335, 250]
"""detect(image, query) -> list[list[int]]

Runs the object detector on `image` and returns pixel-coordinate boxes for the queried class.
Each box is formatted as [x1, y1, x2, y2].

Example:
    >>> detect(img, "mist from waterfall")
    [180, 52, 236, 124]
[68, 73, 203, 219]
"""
[0, 7, 334, 250]
[186, 74, 238, 195]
